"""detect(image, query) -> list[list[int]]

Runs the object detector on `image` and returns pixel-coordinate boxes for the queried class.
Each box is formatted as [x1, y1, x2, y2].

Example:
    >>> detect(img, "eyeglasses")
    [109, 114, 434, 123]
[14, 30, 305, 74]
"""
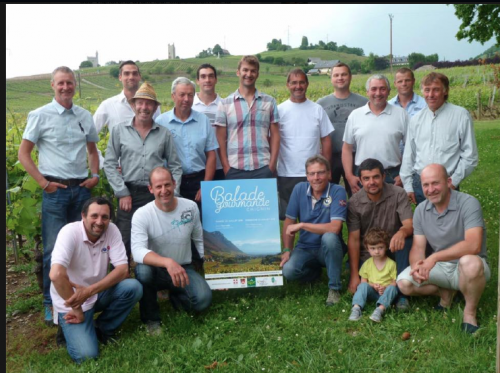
[306, 170, 327, 177]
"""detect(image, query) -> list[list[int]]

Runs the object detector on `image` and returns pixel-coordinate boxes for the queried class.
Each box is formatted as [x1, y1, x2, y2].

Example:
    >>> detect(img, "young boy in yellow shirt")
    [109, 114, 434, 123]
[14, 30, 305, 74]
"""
[349, 227, 398, 322]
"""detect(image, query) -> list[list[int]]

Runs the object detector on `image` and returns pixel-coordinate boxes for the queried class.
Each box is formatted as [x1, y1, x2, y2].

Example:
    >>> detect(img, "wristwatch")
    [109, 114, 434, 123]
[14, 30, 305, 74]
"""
[91, 173, 100, 180]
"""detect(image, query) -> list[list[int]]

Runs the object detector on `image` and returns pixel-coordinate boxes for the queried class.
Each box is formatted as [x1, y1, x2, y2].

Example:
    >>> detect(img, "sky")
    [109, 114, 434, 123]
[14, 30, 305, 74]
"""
[6, 4, 496, 79]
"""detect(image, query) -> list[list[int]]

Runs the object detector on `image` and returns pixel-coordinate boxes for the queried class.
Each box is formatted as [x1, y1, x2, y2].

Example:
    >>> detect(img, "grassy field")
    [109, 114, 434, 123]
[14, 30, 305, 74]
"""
[5, 119, 499, 372]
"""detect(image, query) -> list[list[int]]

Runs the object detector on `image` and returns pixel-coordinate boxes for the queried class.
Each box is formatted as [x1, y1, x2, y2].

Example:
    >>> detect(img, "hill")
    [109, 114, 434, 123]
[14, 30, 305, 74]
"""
[258, 48, 366, 64]
[476, 44, 500, 59]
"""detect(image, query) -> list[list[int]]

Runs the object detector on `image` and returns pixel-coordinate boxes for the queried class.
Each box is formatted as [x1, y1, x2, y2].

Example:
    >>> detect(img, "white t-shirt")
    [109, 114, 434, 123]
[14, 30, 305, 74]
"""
[131, 198, 203, 265]
[343, 102, 408, 168]
[50, 221, 128, 324]
[277, 99, 333, 177]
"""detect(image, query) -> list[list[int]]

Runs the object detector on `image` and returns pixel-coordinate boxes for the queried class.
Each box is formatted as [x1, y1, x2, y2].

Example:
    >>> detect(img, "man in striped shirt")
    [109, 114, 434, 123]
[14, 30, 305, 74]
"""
[215, 55, 280, 180]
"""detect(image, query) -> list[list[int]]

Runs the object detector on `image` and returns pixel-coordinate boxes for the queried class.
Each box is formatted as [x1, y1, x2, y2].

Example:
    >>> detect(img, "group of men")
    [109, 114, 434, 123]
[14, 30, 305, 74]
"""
[18, 56, 489, 363]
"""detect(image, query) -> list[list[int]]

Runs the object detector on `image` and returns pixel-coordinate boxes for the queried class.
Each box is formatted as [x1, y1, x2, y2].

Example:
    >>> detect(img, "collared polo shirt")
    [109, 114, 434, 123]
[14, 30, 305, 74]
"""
[286, 182, 347, 250]
[388, 93, 427, 118]
[22, 99, 99, 179]
[414, 190, 487, 262]
[343, 102, 408, 169]
[156, 109, 218, 175]
[50, 221, 128, 323]
[400, 102, 478, 192]
[347, 183, 413, 260]
[214, 88, 279, 171]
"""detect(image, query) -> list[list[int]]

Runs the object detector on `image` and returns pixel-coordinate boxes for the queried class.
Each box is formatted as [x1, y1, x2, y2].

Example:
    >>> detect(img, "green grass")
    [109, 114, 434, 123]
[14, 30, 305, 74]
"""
[5, 121, 499, 372]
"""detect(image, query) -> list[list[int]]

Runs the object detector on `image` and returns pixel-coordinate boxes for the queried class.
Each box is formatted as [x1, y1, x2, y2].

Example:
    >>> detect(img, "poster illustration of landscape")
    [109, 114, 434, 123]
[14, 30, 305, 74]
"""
[201, 179, 283, 290]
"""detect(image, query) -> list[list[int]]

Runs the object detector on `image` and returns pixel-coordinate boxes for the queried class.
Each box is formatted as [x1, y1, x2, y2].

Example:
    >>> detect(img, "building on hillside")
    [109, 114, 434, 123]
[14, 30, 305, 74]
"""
[392, 56, 408, 66]
[168, 44, 176, 59]
[222, 49, 230, 56]
[307, 57, 322, 65]
[307, 68, 320, 75]
[87, 51, 99, 67]
[312, 60, 340, 75]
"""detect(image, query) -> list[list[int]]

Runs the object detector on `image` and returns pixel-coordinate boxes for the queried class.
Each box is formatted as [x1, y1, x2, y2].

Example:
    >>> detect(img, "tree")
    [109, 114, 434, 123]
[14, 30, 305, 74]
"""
[79, 61, 93, 69]
[109, 66, 119, 78]
[105, 61, 118, 66]
[452, 4, 500, 46]
[349, 60, 362, 74]
[408, 52, 426, 69]
[326, 41, 337, 51]
[274, 57, 285, 66]
[300, 36, 309, 50]
[213, 44, 223, 56]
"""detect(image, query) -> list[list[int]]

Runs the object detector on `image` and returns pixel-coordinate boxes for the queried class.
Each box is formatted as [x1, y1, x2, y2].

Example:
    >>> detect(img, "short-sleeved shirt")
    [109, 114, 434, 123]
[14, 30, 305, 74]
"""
[277, 99, 333, 177]
[343, 102, 408, 168]
[214, 88, 279, 171]
[286, 182, 347, 250]
[359, 257, 397, 286]
[388, 93, 427, 118]
[156, 109, 218, 175]
[414, 190, 487, 262]
[22, 99, 99, 178]
[50, 221, 128, 323]
[347, 183, 413, 261]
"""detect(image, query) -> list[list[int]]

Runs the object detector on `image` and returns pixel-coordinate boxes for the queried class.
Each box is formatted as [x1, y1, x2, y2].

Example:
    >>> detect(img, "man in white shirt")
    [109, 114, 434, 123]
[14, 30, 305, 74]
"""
[49, 197, 142, 363]
[93, 60, 161, 168]
[278, 68, 333, 220]
[131, 167, 212, 335]
[342, 74, 408, 194]
[192, 63, 225, 180]
[400, 72, 478, 205]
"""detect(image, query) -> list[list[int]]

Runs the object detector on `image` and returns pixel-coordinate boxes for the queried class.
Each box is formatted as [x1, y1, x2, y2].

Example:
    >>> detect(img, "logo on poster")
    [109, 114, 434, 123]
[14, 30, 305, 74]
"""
[210, 186, 270, 213]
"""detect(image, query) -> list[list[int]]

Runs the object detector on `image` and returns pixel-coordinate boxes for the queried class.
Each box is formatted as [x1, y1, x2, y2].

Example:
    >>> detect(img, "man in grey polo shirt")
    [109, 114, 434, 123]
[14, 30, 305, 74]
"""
[104, 82, 182, 267]
[18, 66, 100, 326]
[347, 158, 413, 310]
[397, 164, 490, 334]
[400, 72, 478, 205]
[342, 74, 408, 194]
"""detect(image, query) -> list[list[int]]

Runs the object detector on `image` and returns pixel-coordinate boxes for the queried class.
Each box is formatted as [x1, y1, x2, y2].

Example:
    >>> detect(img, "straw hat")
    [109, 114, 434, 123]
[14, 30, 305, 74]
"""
[131, 82, 159, 104]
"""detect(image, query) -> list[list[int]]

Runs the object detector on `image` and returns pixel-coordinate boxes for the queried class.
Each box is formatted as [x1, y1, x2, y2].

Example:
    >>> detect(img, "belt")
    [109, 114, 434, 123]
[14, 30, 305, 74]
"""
[45, 176, 87, 187]
[125, 182, 150, 193]
[182, 170, 205, 179]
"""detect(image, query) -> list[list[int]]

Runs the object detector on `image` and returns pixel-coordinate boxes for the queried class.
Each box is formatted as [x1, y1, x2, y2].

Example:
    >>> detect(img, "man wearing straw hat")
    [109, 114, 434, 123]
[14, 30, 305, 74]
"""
[93, 60, 161, 168]
[104, 82, 182, 267]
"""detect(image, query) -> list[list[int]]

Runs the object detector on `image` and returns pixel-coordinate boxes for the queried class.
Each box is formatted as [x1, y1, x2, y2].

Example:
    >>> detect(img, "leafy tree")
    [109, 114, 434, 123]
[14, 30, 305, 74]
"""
[256, 53, 262, 61]
[263, 78, 272, 87]
[105, 61, 118, 66]
[452, 4, 500, 46]
[326, 41, 337, 51]
[110, 66, 119, 78]
[164, 65, 175, 75]
[318, 40, 326, 49]
[186, 66, 193, 75]
[349, 60, 362, 74]
[425, 53, 439, 64]
[213, 44, 223, 56]
[79, 60, 93, 69]
[274, 57, 285, 66]
[408, 52, 426, 68]
[300, 36, 309, 50]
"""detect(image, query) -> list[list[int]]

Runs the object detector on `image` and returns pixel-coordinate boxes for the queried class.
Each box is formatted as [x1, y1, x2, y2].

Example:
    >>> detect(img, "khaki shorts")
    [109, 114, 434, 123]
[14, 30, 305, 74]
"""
[397, 257, 491, 290]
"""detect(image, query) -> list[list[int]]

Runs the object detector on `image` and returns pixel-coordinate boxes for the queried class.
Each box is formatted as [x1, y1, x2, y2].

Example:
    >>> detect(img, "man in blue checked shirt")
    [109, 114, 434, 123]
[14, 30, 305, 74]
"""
[280, 155, 348, 306]
[18, 66, 100, 327]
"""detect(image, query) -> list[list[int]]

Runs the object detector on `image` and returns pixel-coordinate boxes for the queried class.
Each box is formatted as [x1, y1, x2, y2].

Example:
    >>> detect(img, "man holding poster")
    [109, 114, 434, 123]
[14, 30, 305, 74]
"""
[280, 155, 348, 306]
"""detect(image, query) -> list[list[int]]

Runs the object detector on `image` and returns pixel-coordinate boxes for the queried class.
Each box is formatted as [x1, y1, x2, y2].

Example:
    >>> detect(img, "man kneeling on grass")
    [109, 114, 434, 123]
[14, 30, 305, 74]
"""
[396, 164, 491, 334]
[280, 154, 348, 306]
[49, 197, 143, 364]
[349, 228, 398, 322]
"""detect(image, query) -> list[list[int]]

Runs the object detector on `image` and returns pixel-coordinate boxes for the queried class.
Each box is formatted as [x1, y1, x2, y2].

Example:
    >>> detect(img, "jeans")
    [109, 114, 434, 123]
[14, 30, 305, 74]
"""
[277, 176, 307, 220]
[352, 282, 398, 309]
[331, 152, 354, 197]
[135, 263, 212, 322]
[412, 173, 427, 205]
[225, 165, 274, 180]
[58, 279, 142, 364]
[42, 185, 91, 306]
[282, 233, 347, 290]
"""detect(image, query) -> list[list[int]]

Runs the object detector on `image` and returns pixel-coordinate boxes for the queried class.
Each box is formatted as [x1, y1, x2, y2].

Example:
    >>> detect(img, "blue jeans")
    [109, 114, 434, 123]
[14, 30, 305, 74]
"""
[42, 186, 91, 306]
[57, 279, 142, 364]
[135, 263, 212, 322]
[352, 282, 398, 309]
[282, 233, 347, 290]
[412, 173, 426, 205]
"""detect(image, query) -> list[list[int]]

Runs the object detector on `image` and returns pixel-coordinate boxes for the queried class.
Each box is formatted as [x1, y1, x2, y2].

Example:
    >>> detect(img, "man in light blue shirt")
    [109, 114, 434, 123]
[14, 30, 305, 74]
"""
[388, 68, 427, 155]
[18, 66, 100, 326]
[156, 77, 218, 208]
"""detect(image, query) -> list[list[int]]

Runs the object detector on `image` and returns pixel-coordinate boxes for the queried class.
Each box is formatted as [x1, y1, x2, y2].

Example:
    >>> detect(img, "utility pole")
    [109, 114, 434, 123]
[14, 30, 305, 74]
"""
[389, 14, 394, 75]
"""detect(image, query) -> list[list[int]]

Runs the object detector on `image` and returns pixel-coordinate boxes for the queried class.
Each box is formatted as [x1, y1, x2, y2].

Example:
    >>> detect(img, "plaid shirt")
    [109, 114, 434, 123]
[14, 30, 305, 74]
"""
[215, 89, 279, 171]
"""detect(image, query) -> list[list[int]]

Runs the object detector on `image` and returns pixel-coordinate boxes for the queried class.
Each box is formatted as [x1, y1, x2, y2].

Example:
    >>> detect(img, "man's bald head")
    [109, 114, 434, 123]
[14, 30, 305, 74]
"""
[421, 163, 448, 181]
[420, 164, 452, 207]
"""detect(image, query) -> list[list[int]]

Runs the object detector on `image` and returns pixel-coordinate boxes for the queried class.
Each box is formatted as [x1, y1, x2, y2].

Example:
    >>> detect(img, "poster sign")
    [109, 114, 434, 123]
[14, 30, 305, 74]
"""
[201, 179, 283, 290]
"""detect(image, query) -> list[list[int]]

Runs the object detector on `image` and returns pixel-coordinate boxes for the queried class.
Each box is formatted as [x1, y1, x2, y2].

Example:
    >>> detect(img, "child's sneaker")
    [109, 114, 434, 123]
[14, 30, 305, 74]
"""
[348, 306, 362, 321]
[369, 307, 385, 323]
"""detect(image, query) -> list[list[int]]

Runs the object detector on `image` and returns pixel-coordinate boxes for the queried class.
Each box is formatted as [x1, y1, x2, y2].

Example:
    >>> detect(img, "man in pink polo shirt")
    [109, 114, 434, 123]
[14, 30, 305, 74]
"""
[49, 197, 142, 364]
